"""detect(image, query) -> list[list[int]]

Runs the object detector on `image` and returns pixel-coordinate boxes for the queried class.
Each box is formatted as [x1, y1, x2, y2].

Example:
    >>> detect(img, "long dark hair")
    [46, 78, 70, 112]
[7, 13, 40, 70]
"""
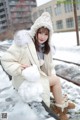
[34, 27, 50, 54]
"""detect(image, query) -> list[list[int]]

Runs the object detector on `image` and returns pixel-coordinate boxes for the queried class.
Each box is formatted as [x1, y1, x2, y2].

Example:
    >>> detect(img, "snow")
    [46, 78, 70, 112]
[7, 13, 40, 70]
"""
[51, 31, 79, 47]
[51, 31, 80, 64]
[0, 31, 80, 120]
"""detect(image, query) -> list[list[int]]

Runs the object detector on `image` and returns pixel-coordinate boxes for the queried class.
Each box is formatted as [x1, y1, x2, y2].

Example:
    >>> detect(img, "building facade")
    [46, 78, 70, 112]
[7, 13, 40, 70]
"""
[8, 0, 36, 30]
[31, 0, 80, 32]
[0, 0, 37, 40]
[0, 0, 9, 34]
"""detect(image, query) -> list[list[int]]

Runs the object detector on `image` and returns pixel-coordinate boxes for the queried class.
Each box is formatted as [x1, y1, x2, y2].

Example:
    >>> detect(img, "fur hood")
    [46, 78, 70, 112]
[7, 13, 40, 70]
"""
[14, 30, 33, 46]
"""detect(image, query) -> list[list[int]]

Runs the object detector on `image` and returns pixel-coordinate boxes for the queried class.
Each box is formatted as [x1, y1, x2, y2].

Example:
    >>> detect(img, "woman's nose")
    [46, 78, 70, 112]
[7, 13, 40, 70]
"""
[41, 34, 45, 38]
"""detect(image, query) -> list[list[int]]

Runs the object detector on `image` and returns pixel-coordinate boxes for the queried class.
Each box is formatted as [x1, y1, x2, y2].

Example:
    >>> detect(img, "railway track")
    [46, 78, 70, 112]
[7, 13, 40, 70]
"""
[53, 58, 80, 86]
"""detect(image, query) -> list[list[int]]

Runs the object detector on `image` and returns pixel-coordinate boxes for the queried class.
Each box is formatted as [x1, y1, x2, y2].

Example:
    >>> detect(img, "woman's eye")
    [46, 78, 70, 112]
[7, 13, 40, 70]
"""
[38, 32, 42, 34]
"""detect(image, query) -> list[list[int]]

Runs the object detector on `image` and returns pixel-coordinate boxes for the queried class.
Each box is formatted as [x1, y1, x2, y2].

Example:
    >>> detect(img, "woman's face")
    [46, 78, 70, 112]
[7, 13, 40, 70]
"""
[36, 27, 49, 44]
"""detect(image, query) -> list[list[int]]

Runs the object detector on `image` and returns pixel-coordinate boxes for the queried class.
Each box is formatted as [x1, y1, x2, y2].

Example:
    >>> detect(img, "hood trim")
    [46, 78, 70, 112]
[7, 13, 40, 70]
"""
[14, 30, 32, 46]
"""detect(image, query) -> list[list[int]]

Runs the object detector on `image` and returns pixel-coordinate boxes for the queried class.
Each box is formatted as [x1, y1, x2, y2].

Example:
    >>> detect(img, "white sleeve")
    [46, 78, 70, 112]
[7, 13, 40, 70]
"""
[1, 44, 22, 77]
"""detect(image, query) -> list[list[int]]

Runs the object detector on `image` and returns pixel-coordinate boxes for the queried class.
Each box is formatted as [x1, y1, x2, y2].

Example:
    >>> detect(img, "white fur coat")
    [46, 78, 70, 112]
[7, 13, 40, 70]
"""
[1, 30, 55, 106]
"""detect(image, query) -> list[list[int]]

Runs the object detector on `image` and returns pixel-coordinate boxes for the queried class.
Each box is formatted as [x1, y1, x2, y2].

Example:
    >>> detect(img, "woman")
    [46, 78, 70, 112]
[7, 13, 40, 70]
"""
[1, 12, 75, 120]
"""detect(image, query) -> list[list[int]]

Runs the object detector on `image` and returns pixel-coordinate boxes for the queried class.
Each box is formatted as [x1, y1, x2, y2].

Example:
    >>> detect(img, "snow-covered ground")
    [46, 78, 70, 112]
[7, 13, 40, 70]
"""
[51, 31, 79, 47]
[0, 31, 80, 120]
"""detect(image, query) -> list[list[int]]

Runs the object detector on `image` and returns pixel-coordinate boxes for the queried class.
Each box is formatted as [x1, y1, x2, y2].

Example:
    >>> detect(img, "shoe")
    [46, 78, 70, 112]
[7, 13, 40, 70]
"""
[67, 101, 75, 109]
[50, 96, 76, 110]
[63, 94, 76, 109]
[50, 103, 68, 120]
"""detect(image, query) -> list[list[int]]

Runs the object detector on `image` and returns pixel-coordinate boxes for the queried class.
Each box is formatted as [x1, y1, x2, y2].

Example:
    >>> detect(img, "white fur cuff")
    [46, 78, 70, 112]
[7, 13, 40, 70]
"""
[22, 64, 40, 82]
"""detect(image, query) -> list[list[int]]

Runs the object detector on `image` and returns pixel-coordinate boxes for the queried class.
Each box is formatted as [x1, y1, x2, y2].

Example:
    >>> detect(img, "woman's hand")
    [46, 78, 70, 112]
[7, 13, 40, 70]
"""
[21, 64, 30, 69]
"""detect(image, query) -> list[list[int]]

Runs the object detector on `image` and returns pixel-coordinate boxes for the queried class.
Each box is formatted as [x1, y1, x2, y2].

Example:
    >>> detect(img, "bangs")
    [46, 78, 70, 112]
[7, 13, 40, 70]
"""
[38, 27, 49, 34]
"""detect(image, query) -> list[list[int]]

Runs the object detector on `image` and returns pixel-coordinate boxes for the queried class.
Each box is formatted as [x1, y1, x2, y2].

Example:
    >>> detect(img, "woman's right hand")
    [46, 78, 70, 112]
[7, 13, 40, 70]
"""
[21, 64, 30, 69]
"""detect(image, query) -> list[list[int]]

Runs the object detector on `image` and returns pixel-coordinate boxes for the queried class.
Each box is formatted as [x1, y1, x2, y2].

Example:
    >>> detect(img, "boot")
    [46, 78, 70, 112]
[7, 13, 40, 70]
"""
[50, 103, 69, 120]
[67, 101, 75, 109]
[50, 95, 76, 110]
[63, 94, 76, 109]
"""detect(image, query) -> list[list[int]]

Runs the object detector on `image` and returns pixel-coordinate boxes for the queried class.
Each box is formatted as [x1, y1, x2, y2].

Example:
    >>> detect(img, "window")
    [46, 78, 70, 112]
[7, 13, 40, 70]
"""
[76, 0, 80, 10]
[64, 0, 73, 13]
[0, 3, 3, 6]
[0, 8, 5, 12]
[77, 16, 80, 26]
[66, 18, 74, 28]
[1, 26, 7, 29]
[54, 3, 62, 16]
[1, 20, 6, 24]
[56, 20, 63, 29]
[0, 14, 6, 18]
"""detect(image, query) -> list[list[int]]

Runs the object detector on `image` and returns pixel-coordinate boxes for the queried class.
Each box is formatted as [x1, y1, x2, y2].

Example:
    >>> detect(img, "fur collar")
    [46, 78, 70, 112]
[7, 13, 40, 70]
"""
[14, 30, 33, 46]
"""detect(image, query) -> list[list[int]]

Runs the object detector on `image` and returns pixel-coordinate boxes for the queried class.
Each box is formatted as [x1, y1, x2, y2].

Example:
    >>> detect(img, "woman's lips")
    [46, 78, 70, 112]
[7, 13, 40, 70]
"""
[39, 39, 44, 42]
